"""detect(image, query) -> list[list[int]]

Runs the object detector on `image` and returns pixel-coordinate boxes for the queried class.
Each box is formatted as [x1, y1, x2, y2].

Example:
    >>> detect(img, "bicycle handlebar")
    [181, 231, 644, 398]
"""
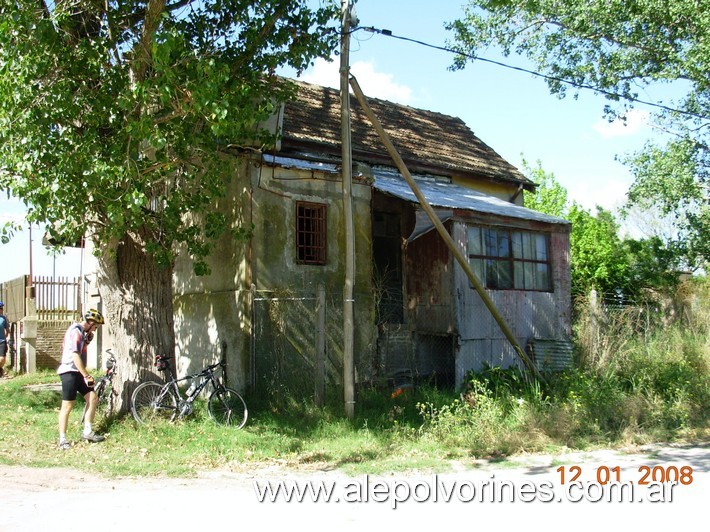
[185, 359, 226, 380]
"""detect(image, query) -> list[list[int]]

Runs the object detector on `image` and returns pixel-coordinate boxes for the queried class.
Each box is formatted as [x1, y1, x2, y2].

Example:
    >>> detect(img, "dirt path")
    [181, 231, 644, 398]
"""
[1, 442, 707, 531]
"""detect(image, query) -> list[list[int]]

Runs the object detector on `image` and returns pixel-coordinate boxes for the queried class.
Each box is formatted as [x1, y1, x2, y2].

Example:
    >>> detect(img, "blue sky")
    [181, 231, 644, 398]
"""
[0, 0, 677, 284]
[287, 0, 668, 211]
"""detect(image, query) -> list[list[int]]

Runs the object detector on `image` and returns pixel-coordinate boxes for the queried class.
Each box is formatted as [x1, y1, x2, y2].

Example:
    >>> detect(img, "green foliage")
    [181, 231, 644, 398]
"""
[448, 0, 709, 270]
[0, 0, 340, 272]
[419, 322, 708, 450]
[624, 137, 709, 270]
[523, 161, 685, 299]
[521, 158, 568, 217]
[567, 203, 630, 296]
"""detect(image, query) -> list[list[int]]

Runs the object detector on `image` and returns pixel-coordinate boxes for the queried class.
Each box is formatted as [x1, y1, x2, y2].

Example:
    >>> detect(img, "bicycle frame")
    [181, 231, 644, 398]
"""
[155, 360, 227, 419]
[133, 354, 247, 427]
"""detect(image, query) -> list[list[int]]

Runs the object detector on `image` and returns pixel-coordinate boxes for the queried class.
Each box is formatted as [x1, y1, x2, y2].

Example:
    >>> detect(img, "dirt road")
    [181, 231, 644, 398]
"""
[1, 442, 706, 531]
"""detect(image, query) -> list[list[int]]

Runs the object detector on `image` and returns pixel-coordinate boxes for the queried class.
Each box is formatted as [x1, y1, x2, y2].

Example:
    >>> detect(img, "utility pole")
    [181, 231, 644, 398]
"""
[340, 0, 355, 419]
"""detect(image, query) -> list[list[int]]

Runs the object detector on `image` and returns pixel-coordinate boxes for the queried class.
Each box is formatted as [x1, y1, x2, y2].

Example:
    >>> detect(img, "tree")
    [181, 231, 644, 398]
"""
[566, 204, 631, 298]
[447, 0, 709, 270]
[521, 158, 567, 217]
[523, 162, 681, 300]
[0, 0, 339, 408]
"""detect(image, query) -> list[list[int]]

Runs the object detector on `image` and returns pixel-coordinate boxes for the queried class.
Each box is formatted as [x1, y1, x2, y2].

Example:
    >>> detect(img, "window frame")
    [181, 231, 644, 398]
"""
[295, 201, 327, 265]
[467, 225, 553, 292]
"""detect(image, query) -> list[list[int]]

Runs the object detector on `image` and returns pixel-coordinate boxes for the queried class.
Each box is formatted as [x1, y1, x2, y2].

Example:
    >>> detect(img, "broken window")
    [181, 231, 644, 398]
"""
[467, 226, 551, 291]
[296, 201, 326, 265]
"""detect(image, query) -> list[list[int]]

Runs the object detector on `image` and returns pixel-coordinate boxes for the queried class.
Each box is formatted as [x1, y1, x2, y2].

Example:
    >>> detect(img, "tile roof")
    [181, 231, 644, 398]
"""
[279, 79, 533, 188]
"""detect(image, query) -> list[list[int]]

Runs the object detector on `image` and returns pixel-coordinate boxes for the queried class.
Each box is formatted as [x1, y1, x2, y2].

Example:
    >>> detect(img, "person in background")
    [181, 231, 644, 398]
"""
[0, 301, 10, 377]
[57, 308, 106, 450]
[0, 302, 8, 378]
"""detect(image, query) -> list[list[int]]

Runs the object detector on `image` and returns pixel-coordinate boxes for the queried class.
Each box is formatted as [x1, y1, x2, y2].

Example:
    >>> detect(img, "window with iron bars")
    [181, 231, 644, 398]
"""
[467, 225, 552, 291]
[296, 201, 327, 265]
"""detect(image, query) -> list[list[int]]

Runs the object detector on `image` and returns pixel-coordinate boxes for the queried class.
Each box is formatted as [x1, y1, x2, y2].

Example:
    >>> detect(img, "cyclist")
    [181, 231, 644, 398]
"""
[57, 308, 106, 450]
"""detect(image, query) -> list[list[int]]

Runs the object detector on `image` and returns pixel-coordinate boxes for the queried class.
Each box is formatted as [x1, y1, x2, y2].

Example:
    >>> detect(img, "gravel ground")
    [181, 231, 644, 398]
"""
[1, 441, 707, 531]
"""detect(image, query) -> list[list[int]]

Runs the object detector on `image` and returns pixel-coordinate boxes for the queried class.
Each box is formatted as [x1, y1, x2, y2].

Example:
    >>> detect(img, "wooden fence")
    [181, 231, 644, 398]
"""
[33, 275, 81, 321]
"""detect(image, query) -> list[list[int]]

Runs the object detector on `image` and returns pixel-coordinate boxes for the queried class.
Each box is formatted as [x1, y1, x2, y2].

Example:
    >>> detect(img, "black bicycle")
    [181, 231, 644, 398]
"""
[82, 349, 117, 425]
[130, 354, 248, 428]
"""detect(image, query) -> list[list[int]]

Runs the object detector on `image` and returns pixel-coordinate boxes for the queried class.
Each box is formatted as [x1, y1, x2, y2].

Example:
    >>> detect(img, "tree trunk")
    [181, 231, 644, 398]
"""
[96, 231, 176, 414]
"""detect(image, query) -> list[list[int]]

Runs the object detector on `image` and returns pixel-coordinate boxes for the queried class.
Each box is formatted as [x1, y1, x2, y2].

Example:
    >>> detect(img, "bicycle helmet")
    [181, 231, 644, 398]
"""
[0, 301, 4, 308]
[84, 308, 105, 325]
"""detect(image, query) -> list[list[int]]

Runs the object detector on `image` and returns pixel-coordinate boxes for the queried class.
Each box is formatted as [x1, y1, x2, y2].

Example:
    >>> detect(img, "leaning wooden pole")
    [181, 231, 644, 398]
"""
[349, 76, 545, 384]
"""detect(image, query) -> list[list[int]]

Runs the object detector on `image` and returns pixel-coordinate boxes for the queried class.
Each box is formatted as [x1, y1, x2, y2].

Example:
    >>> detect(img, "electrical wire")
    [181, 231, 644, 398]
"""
[354, 26, 708, 121]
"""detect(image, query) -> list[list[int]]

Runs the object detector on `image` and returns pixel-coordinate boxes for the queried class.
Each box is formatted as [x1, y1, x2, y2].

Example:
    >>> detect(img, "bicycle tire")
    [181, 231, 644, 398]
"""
[208, 387, 248, 428]
[131, 381, 178, 424]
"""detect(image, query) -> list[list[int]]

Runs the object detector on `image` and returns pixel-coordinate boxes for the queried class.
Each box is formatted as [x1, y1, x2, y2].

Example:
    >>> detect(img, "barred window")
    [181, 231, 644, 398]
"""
[296, 202, 326, 265]
[467, 226, 551, 291]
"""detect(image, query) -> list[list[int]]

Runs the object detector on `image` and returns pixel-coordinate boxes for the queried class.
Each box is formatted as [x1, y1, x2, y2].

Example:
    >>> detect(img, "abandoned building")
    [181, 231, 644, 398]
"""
[3, 79, 572, 400]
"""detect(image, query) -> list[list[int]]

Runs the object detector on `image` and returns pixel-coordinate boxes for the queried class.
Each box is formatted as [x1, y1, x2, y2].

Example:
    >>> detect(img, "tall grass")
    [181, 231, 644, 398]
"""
[417, 277, 709, 454]
[0, 279, 707, 476]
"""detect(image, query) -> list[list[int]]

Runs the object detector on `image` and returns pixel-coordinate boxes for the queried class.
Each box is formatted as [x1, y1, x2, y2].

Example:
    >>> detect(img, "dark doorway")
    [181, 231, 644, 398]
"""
[372, 211, 404, 324]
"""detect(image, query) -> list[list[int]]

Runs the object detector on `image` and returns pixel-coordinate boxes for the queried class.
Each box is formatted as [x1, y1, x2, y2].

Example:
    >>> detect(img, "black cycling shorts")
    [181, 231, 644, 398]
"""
[60, 372, 93, 401]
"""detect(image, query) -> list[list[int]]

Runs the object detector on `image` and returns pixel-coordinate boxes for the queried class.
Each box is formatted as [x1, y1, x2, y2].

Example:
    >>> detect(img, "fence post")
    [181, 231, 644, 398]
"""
[315, 284, 326, 407]
[21, 296, 38, 373]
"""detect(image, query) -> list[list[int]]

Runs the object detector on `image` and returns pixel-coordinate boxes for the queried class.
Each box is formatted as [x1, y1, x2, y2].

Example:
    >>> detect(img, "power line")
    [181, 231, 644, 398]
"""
[356, 26, 708, 121]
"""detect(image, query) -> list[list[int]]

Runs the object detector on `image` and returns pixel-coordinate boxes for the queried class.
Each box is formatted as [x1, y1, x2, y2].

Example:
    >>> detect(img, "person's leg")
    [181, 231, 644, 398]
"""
[58, 372, 79, 448]
[83, 390, 98, 429]
[81, 390, 104, 442]
[58, 400, 74, 447]
[0, 342, 6, 376]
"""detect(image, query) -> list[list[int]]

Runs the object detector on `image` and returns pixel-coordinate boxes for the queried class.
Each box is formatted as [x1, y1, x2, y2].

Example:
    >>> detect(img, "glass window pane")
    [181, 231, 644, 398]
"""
[526, 262, 535, 289]
[497, 260, 512, 289]
[514, 261, 524, 289]
[512, 232, 523, 258]
[523, 232, 534, 259]
[497, 231, 510, 257]
[467, 227, 482, 255]
[469, 258, 484, 284]
[535, 263, 550, 290]
[485, 259, 497, 287]
[535, 234, 548, 261]
[484, 229, 497, 256]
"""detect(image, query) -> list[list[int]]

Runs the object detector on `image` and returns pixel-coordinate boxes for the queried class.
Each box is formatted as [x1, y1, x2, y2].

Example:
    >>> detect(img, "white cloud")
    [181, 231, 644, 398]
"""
[569, 179, 629, 211]
[298, 57, 414, 105]
[592, 109, 650, 138]
[298, 57, 339, 88]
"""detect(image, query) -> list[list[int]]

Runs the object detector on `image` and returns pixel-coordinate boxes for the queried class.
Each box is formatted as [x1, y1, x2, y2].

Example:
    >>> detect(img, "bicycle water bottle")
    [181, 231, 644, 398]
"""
[186, 379, 197, 397]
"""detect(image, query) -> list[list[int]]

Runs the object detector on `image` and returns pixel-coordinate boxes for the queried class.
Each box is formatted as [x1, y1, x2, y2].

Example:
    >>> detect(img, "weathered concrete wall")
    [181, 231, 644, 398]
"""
[172, 156, 252, 391]
[172, 154, 379, 395]
[250, 158, 378, 388]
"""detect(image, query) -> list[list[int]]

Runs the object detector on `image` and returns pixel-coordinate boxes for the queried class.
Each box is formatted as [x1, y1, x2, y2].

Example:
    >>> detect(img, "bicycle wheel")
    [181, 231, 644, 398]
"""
[208, 387, 248, 428]
[131, 381, 178, 424]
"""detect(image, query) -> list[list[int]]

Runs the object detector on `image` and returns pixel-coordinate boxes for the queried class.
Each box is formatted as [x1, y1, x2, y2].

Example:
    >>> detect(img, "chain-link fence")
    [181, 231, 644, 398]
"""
[251, 288, 380, 404]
